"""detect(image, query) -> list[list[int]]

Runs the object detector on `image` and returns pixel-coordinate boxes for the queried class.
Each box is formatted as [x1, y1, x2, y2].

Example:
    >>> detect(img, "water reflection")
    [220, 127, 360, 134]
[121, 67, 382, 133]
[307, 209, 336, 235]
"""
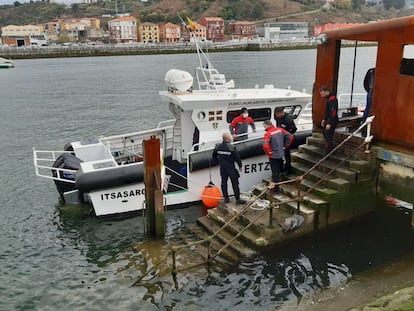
[49, 195, 414, 311]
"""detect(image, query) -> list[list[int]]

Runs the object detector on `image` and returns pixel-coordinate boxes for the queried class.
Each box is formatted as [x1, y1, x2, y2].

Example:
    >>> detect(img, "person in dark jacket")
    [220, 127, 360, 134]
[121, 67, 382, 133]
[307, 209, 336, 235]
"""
[212, 132, 246, 204]
[229, 107, 256, 141]
[275, 107, 297, 174]
[262, 120, 293, 194]
[362, 67, 375, 123]
[319, 86, 339, 155]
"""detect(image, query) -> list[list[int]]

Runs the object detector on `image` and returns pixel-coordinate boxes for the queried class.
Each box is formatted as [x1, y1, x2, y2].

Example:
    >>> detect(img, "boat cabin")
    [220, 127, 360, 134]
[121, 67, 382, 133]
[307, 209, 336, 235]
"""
[159, 81, 312, 164]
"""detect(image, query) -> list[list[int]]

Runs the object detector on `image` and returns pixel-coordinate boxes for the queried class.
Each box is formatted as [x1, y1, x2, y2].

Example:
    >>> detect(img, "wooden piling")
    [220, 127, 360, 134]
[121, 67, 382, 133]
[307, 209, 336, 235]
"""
[143, 135, 165, 238]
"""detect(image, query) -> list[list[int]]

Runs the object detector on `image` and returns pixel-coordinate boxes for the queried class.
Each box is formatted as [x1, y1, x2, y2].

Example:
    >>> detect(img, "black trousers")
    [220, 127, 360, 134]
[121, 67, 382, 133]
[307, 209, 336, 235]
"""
[269, 158, 282, 190]
[284, 149, 292, 171]
[220, 167, 240, 200]
[323, 123, 337, 154]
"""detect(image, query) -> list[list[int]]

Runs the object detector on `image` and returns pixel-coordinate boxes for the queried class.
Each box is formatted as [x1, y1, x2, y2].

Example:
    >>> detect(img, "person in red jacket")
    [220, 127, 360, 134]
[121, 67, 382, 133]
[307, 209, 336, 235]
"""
[229, 107, 256, 141]
[319, 86, 339, 155]
[262, 120, 293, 194]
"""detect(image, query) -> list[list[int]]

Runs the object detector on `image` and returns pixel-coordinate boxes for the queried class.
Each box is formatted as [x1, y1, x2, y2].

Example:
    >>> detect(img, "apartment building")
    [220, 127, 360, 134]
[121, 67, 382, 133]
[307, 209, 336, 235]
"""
[1, 24, 47, 46]
[45, 18, 101, 42]
[159, 22, 181, 43]
[138, 22, 159, 43]
[200, 17, 225, 42]
[228, 21, 256, 40]
[108, 16, 137, 43]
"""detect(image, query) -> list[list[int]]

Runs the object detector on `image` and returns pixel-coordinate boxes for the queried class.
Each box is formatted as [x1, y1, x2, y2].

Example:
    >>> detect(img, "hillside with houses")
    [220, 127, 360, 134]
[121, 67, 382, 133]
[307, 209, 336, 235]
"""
[0, 0, 414, 46]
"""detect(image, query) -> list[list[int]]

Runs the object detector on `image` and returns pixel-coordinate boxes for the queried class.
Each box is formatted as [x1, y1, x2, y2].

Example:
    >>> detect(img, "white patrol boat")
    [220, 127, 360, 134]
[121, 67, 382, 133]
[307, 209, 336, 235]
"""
[33, 36, 312, 217]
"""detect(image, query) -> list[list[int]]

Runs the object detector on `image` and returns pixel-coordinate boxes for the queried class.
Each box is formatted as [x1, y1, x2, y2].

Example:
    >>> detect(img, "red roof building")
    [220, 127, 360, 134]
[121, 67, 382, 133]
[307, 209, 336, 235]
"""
[201, 17, 225, 42]
[228, 21, 256, 40]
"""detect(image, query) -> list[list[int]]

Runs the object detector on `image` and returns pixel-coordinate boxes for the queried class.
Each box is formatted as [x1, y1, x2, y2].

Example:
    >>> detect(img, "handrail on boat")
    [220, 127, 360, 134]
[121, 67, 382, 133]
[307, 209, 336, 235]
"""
[189, 129, 266, 152]
[33, 148, 77, 183]
[157, 119, 176, 129]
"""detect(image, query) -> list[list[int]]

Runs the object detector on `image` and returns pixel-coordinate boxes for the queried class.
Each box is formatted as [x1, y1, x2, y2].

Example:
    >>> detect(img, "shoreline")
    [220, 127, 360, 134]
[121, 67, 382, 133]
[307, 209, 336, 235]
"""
[0, 41, 319, 60]
[0, 41, 377, 60]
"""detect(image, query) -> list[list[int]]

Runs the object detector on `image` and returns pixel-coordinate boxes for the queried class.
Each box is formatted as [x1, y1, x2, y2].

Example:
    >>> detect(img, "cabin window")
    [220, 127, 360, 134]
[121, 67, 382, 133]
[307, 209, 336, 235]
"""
[197, 111, 206, 120]
[227, 108, 271, 123]
[273, 105, 303, 120]
[400, 45, 414, 76]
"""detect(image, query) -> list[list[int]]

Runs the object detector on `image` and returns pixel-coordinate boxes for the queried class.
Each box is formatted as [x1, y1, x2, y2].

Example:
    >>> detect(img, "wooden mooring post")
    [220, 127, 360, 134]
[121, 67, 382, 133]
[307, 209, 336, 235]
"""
[143, 135, 165, 238]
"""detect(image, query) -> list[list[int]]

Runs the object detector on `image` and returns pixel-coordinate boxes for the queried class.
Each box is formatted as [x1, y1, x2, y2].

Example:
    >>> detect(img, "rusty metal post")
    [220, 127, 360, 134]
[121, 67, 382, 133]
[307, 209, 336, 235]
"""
[143, 135, 165, 238]
[296, 177, 301, 213]
[171, 246, 177, 278]
[412, 210, 414, 228]
[268, 204, 273, 228]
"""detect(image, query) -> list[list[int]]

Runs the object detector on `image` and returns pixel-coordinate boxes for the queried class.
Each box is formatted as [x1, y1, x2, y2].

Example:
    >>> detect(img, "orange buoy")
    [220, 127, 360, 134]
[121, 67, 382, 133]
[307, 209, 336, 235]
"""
[201, 182, 222, 208]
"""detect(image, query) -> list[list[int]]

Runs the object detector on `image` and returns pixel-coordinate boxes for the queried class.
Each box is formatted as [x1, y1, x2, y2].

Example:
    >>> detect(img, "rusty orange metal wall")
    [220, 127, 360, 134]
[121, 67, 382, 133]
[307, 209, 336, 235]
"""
[312, 40, 340, 129]
[313, 16, 414, 150]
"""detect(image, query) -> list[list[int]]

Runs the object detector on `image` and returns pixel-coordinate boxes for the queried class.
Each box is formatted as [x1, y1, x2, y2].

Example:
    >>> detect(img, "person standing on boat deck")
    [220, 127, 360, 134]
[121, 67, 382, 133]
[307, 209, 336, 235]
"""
[262, 120, 292, 194]
[229, 107, 256, 141]
[319, 86, 339, 155]
[212, 133, 246, 205]
[275, 107, 297, 174]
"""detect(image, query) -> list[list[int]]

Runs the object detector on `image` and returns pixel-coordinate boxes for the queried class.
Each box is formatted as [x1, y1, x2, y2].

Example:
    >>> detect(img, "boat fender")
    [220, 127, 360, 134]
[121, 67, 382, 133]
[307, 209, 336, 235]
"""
[76, 164, 144, 193]
[64, 142, 73, 152]
[290, 130, 312, 149]
[51, 154, 79, 201]
[189, 139, 264, 172]
[201, 181, 221, 208]
[62, 153, 83, 170]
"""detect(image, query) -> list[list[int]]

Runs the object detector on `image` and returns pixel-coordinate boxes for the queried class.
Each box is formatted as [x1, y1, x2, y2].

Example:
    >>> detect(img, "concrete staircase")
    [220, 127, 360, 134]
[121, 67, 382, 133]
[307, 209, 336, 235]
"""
[180, 131, 378, 266]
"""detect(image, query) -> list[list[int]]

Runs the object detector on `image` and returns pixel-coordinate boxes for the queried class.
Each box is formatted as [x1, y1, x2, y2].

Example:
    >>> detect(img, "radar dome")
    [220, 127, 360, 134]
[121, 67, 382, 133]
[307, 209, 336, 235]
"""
[164, 69, 194, 92]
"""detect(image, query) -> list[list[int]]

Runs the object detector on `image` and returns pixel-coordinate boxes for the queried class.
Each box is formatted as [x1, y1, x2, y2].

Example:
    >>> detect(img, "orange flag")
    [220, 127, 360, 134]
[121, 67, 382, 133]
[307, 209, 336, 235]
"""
[186, 17, 196, 31]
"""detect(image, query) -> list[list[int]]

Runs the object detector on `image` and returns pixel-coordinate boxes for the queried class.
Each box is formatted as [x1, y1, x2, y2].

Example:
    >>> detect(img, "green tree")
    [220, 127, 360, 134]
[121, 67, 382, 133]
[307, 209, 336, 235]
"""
[383, 0, 405, 9]
[222, 5, 237, 20]
[352, 0, 363, 10]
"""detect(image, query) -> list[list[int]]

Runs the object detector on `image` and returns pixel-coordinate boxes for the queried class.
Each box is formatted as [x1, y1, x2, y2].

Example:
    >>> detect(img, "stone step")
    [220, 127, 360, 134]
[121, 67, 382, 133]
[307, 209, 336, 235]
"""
[196, 215, 256, 258]
[189, 220, 243, 264]
[204, 205, 265, 248]
[299, 135, 377, 182]
[306, 132, 369, 160]
[292, 152, 358, 183]
[255, 178, 330, 227]
[298, 142, 356, 165]
[291, 161, 351, 192]
[259, 176, 336, 206]
[207, 200, 311, 248]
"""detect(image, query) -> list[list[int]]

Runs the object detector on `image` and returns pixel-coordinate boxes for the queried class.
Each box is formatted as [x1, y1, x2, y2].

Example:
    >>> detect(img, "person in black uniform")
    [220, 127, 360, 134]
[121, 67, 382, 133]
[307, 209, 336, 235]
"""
[212, 132, 246, 204]
[362, 67, 375, 123]
[275, 107, 297, 174]
[319, 86, 339, 155]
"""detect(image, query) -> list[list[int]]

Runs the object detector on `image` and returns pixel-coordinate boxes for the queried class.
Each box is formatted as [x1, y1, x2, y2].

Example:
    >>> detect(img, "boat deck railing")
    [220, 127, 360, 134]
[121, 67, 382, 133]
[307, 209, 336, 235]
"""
[33, 149, 76, 183]
[100, 124, 174, 163]
[33, 123, 175, 183]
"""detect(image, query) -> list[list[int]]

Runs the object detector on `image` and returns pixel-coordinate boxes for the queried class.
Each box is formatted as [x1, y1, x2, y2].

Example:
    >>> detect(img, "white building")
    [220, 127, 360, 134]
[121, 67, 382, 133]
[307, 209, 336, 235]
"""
[257, 22, 309, 41]
[108, 16, 137, 43]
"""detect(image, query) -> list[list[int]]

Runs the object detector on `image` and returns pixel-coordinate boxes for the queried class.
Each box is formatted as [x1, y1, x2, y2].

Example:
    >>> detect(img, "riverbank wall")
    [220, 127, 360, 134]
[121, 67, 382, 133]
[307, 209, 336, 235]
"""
[0, 40, 317, 59]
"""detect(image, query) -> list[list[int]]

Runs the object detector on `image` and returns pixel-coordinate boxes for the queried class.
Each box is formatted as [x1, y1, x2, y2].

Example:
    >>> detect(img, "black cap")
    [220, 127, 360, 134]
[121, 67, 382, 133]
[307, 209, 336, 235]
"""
[241, 107, 248, 113]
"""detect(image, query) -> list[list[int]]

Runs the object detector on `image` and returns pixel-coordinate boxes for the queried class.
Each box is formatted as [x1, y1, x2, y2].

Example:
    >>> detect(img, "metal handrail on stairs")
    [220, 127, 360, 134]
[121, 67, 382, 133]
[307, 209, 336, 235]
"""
[133, 117, 376, 286]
